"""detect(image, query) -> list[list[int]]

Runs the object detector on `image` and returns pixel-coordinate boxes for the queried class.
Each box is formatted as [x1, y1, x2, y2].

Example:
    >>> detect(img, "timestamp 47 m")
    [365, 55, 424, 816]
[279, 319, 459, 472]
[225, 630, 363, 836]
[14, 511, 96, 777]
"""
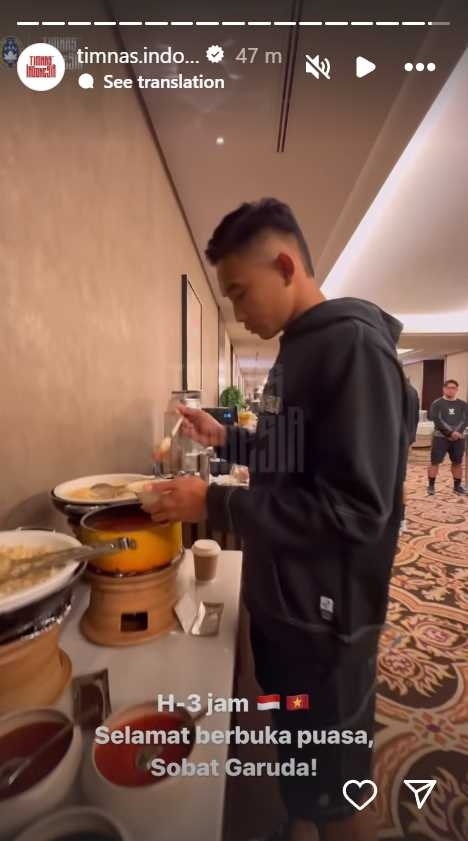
[235, 48, 282, 64]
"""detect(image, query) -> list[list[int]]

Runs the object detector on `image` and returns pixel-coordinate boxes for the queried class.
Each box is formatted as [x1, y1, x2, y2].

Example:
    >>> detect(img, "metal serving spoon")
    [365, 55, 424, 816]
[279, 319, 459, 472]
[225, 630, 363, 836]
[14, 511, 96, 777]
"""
[154, 416, 184, 461]
[0, 704, 102, 792]
[134, 706, 208, 772]
[92, 417, 184, 497]
[0, 720, 73, 791]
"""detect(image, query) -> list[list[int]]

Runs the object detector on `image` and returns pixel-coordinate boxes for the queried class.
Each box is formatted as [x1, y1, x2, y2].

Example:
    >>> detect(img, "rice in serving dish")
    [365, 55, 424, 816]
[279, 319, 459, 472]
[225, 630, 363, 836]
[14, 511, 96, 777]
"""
[0, 545, 55, 596]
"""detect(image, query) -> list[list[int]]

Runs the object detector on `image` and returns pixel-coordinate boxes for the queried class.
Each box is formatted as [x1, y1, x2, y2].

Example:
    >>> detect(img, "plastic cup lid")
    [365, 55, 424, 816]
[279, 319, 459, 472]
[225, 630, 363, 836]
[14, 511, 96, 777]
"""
[192, 539, 221, 557]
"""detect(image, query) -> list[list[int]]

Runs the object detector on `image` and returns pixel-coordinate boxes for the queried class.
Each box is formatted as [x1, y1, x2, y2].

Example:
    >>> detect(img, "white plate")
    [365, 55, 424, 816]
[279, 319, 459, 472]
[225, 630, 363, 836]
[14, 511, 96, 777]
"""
[53, 473, 152, 505]
[0, 530, 81, 615]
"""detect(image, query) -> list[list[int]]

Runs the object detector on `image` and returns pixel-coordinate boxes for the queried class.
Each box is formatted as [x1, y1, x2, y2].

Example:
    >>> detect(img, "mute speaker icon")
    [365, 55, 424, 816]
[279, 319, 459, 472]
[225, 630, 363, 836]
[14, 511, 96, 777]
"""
[305, 54, 331, 80]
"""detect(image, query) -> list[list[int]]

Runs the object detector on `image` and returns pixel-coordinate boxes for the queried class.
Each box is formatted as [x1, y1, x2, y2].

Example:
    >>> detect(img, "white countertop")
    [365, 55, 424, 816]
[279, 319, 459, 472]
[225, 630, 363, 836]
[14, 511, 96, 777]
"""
[56, 549, 243, 841]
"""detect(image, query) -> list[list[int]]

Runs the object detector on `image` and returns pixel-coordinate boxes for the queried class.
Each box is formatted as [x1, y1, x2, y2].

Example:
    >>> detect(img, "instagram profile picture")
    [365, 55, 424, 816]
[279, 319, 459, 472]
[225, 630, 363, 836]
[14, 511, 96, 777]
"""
[1, 36, 23, 69]
[17, 42, 65, 91]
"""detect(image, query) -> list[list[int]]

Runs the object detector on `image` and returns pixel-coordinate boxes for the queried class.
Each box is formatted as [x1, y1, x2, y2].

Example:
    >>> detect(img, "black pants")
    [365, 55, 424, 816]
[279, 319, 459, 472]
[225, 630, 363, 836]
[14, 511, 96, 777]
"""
[430, 436, 464, 465]
[250, 621, 378, 824]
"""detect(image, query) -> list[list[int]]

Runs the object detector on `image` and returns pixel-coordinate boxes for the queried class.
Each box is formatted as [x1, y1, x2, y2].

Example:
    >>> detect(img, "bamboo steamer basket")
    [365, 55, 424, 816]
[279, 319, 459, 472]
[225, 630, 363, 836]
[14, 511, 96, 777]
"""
[0, 621, 71, 713]
[80, 554, 183, 646]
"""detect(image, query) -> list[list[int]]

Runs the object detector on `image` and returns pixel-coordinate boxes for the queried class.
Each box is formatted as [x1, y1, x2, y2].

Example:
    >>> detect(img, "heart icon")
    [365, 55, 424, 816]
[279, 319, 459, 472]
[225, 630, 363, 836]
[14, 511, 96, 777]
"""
[342, 779, 378, 811]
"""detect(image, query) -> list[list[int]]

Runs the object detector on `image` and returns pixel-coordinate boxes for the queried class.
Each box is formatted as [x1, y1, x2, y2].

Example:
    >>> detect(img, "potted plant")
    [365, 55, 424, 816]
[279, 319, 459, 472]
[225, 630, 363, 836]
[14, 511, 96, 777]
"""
[219, 386, 246, 410]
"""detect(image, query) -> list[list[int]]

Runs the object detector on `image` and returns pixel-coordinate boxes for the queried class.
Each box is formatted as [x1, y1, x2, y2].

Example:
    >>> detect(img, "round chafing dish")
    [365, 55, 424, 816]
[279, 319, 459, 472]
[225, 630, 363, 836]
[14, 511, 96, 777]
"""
[0, 562, 86, 647]
[79, 503, 182, 574]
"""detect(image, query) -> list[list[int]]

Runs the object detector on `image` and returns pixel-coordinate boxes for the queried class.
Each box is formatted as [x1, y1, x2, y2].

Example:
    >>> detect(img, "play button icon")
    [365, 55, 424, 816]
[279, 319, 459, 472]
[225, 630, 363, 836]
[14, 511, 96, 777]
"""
[356, 56, 376, 78]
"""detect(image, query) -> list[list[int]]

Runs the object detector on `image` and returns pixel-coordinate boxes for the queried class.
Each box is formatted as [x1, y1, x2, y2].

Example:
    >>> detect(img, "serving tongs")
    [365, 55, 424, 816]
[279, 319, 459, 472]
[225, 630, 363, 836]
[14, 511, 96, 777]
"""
[0, 538, 137, 587]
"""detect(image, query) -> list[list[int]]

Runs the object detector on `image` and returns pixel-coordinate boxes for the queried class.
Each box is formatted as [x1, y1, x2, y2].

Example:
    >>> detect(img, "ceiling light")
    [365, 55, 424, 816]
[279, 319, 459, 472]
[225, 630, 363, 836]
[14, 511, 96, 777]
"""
[395, 311, 468, 333]
[216, 136, 224, 145]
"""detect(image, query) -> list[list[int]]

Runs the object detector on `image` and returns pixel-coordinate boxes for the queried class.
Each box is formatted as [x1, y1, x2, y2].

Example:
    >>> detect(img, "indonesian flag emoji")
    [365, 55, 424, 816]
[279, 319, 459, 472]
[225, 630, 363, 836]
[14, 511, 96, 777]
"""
[256, 694, 280, 711]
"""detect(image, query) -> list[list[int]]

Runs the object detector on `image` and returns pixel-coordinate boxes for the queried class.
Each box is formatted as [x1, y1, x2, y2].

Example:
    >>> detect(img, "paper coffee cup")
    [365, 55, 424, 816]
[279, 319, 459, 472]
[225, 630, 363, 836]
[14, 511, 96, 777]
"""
[192, 539, 220, 582]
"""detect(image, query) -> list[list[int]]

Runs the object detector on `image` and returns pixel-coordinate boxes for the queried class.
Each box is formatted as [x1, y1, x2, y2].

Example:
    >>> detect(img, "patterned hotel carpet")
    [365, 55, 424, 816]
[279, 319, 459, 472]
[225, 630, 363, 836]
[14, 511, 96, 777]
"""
[375, 462, 468, 840]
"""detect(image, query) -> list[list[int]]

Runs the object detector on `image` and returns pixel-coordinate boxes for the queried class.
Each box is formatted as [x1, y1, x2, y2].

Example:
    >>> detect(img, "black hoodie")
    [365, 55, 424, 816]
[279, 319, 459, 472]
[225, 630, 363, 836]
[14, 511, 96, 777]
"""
[207, 298, 412, 654]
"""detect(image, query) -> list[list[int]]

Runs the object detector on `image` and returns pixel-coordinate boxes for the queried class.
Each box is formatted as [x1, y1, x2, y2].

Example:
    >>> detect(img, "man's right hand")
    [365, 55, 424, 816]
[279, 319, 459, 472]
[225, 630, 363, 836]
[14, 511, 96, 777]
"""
[450, 431, 462, 440]
[177, 404, 227, 448]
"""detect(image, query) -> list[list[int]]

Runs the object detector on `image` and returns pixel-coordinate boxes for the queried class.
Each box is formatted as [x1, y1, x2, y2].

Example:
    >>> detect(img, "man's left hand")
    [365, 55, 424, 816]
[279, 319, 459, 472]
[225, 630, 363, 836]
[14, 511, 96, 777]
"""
[141, 476, 208, 524]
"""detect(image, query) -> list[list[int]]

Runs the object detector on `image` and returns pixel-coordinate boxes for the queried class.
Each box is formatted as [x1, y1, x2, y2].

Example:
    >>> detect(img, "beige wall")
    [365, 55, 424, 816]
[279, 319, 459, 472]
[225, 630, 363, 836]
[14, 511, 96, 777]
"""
[0, 17, 218, 527]
[217, 320, 235, 399]
[217, 316, 227, 400]
[403, 361, 424, 401]
[232, 355, 244, 394]
[224, 333, 232, 388]
[233, 356, 239, 390]
[445, 352, 468, 401]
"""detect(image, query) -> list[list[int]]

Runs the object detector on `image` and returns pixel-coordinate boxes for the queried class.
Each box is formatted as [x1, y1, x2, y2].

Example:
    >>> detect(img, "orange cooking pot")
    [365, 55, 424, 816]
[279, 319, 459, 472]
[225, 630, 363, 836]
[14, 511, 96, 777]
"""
[79, 504, 182, 574]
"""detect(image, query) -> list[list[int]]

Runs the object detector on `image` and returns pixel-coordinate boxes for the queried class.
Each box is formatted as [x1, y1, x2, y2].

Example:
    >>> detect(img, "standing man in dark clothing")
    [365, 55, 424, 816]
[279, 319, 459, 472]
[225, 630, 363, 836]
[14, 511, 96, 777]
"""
[401, 378, 420, 531]
[427, 379, 468, 495]
[146, 199, 414, 841]
[406, 380, 420, 446]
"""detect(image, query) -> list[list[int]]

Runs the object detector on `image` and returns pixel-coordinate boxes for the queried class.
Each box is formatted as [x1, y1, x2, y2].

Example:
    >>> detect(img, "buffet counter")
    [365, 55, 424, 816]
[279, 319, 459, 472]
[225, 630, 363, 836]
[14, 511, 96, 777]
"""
[55, 550, 243, 841]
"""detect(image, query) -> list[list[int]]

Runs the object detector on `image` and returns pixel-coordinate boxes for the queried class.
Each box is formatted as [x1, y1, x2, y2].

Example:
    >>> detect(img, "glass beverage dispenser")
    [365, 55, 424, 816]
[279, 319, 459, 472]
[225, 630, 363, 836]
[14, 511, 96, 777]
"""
[162, 390, 205, 474]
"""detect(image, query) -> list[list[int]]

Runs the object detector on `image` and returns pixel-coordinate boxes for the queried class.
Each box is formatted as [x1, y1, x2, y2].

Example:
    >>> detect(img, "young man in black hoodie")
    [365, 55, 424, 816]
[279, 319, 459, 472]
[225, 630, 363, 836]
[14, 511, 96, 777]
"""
[146, 200, 413, 841]
[427, 379, 468, 495]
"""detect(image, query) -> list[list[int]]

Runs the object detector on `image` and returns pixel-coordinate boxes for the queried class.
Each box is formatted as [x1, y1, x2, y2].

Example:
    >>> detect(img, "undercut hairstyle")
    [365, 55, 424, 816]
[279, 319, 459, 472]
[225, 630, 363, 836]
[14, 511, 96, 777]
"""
[205, 198, 314, 276]
[444, 379, 459, 387]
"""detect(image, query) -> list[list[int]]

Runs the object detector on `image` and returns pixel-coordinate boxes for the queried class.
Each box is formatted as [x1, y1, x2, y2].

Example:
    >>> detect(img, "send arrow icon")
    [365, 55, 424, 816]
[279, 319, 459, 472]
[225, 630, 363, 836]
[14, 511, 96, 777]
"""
[356, 56, 376, 78]
[403, 779, 437, 809]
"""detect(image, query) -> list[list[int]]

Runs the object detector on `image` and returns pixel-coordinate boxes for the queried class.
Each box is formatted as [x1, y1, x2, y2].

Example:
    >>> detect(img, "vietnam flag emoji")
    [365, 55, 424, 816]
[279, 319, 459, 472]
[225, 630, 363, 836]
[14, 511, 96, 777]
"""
[286, 694, 310, 711]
